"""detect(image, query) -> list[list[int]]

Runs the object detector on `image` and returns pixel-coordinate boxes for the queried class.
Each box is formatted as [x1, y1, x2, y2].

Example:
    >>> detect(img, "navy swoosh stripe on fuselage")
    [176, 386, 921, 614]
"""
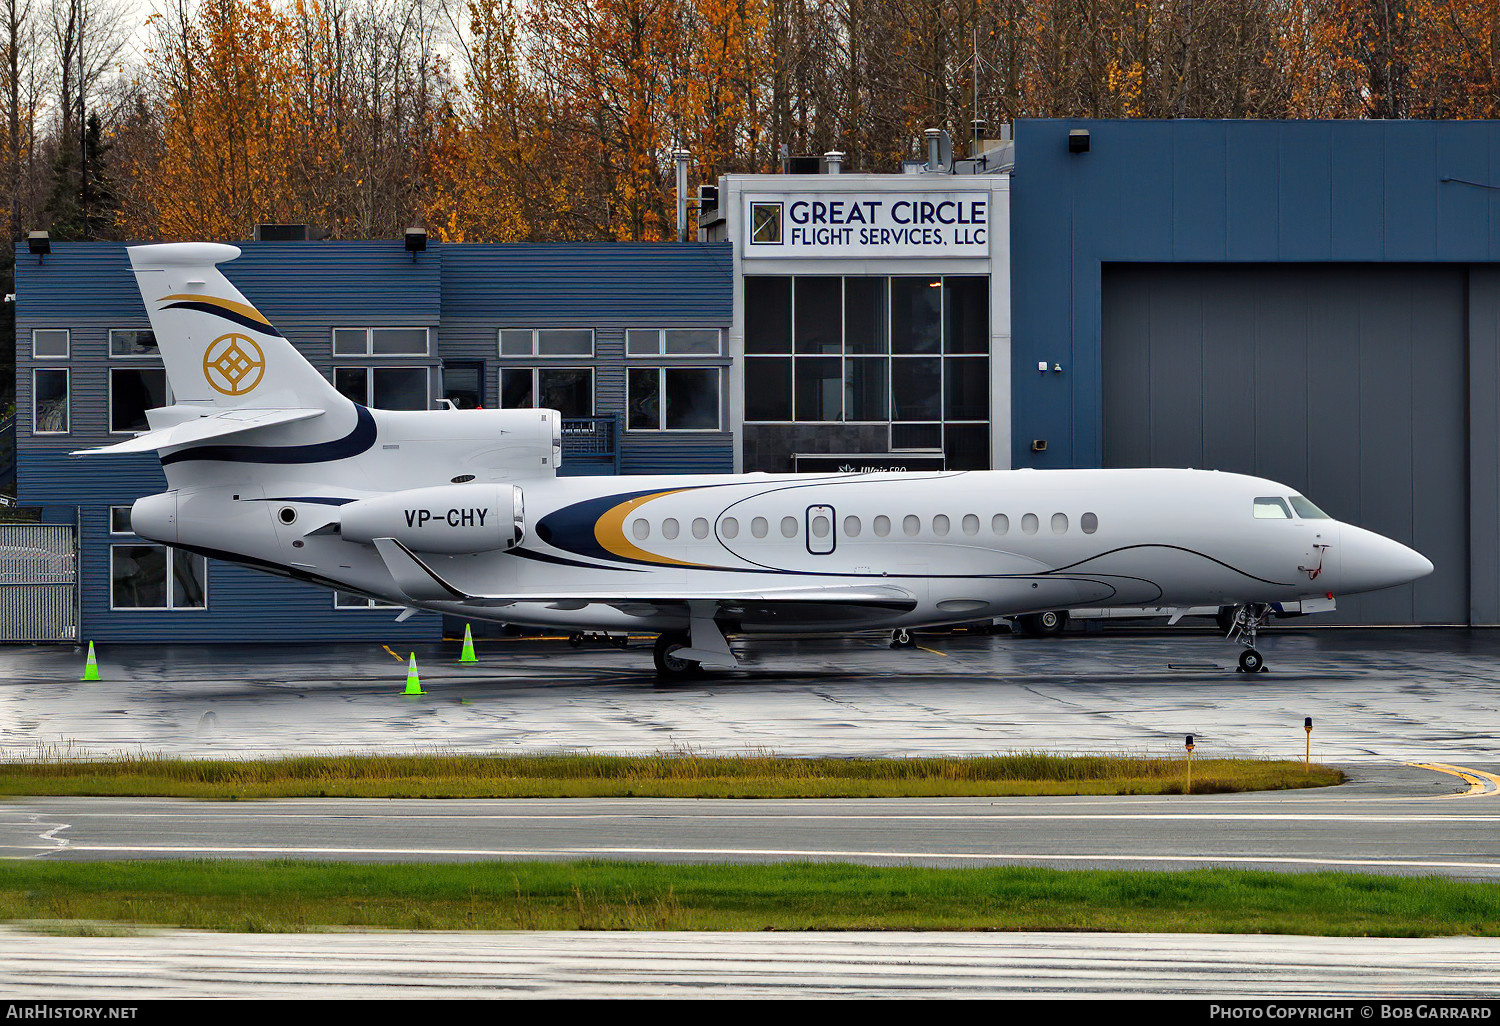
[160, 404, 377, 466]
[160, 301, 285, 338]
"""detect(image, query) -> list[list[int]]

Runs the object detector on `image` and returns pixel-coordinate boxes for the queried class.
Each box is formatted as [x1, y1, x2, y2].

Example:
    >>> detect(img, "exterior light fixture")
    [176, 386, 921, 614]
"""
[28, 231, 51, 262]
[1068, 129, 1090, 154]
[405, 228, 428, 254]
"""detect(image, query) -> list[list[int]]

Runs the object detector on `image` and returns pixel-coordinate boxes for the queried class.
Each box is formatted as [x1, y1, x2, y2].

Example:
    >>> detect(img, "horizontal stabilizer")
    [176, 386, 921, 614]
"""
[70, 408, 324, 456]
[370, 537, 919, 613]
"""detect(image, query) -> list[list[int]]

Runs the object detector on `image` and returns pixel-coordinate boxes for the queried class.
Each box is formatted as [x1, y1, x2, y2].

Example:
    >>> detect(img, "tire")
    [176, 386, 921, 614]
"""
[653, 631, 699, 678]
[890, 628, 914, 648]
[1238, 648, 1264, 673]
[1216, 607, 1239, 634]
[568, 633, 583, 648]
[1017, 610, 1068, 636]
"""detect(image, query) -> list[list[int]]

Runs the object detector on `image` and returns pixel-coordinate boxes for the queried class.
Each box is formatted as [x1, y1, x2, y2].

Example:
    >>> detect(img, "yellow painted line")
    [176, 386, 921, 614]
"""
[380, 645, 403, 662]
[1406, 762, 1500, 798]
[916, 645, 948, 657]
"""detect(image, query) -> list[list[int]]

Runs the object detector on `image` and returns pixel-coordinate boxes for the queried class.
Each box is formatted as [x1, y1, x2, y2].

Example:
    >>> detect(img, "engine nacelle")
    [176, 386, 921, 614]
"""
[340, 483, 524, 554]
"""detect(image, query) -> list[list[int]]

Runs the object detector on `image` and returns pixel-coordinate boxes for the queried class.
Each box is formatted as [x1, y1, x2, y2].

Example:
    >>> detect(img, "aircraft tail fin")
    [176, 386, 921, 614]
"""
[127, 243, 348, 413]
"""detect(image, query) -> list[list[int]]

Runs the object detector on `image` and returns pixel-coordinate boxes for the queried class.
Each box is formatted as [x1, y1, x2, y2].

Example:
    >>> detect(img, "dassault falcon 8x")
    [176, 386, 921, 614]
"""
[75, 243, 1435, 677]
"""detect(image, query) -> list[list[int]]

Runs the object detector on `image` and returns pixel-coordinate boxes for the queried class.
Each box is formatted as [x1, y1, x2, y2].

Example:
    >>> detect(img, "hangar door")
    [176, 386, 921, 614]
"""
[1102, 264, 1466, 625]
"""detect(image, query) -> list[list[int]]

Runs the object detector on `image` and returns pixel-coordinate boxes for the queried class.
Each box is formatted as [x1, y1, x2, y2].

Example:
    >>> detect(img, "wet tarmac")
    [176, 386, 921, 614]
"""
[1, 628, 1496, 762]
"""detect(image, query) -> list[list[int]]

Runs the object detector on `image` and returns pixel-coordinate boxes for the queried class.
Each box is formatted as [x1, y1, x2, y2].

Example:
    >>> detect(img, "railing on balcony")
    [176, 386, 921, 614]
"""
[560, 415, 620, 473]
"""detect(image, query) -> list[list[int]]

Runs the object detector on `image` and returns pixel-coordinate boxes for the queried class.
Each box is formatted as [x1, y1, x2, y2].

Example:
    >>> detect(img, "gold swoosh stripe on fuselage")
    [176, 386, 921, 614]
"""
[594, 489, 709, 568]
[158, 293, 275, 327]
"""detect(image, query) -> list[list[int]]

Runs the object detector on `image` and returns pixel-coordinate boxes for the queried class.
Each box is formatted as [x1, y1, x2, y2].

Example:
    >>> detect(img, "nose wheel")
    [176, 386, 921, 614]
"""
[890, 628, 916, 648]
[1226, 604, 1270, 673]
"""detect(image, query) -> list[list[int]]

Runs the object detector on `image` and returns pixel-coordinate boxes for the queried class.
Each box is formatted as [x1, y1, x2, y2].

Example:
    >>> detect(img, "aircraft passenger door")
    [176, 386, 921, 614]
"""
[807, 505, 835, 555]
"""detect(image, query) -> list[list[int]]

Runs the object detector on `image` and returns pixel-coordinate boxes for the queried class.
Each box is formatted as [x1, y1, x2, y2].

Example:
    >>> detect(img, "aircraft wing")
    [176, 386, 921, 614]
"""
[70, 408, 325, 456]
[371, 537, 918, 617]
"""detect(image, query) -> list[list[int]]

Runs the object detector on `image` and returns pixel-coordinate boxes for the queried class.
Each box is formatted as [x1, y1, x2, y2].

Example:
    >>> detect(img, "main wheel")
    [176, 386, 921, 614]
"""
[1238, 648, 1264, 673]
[653, 631, 700, 678]
[1216, 606, 1239, 634]
[1018, 610, 1068, 636]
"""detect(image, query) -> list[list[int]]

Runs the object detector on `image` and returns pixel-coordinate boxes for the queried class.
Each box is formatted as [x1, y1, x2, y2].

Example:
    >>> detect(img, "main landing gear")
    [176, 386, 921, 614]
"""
[652, 602, 741, 680]
[1226, 603, 1270, 673]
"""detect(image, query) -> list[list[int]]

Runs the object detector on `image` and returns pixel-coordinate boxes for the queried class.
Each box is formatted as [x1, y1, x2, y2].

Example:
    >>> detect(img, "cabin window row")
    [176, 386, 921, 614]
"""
[628, 511, 1101, 541]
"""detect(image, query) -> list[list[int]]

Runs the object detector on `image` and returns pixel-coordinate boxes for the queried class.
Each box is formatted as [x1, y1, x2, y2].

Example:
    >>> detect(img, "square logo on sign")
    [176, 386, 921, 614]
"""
[750, 202, 783, 245]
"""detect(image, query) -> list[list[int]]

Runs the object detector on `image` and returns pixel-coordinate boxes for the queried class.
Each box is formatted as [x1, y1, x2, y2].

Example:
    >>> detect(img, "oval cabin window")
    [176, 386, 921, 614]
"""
[811, 515, 830, 539]
[992, 513, 1009, 535]
[662, 518, 680, 540]
[844, 516, 862, 537]
[962, 514, 980, 536]
[933, 514, 950, 537]
[722, 517, 739, 539]
[692, 518, 710, 539]
[873, 515, 891, 537]
[781, 516, 798, 538]
[632, 518, 650, 540]
[1081, 512, 1098, 534]
[903, 515, 920, 537]
[751, 517, 769, 539]
[1051, 513, 1068, 534]
[1021, 513, 1039, 535]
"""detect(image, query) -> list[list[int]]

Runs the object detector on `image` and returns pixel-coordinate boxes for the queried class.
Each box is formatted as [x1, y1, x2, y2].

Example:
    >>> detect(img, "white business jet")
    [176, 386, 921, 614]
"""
[76, 243, 1434, 677]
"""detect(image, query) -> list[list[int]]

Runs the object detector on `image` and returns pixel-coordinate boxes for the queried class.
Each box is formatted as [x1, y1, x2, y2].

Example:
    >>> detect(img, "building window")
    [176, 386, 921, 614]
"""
[627, 367, 721, 431]
[33, 369, 69, 434]
[109, 329, 159, 358]
[334, 591, 402, 610]
[110, 544, 207, 610]
[626, 328, 722, 356]
[333, 327, 430, 356]
[744, 274, 990, 468]
[334, 366, 430, 410]
[110, 367, 169, 434]
[499, 328, 594, 357]
[500, 367, 593, 417]
[109, 507, 134, 534]
[32, 329, 69, 359]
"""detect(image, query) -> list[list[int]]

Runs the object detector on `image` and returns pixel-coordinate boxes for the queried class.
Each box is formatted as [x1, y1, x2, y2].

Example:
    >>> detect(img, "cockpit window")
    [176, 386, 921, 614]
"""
[1253, 497, 1292, 519]
[1289, 495, 1331, 519]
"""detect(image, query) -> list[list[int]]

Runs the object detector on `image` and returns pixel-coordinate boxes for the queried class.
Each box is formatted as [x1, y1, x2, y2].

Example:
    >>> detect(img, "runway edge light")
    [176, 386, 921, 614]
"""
[460, 624, 477, 664]
[1185, 734, 1195, 795]
[1305, 717, 1313, 771]
[82, 641, 100, 682]
[404, 653, 424, 696]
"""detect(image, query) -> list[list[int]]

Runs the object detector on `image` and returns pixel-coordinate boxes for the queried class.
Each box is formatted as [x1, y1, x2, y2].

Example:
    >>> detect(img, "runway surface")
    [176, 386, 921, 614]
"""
[3, 763, 1498, 876]
[2, 628, 1499, 762]
[6, 928, 1499, 998]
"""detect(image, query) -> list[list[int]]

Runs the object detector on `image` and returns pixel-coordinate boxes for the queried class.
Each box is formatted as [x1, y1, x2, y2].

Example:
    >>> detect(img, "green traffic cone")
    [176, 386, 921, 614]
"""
[460, 623, 477, 663]
[82, 641, 100, 682]
[403, 652, 424, 695]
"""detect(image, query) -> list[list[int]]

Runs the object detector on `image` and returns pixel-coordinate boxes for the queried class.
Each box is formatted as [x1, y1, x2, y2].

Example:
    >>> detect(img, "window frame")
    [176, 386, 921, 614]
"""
[334, 591, 403, 610]
[109, 507, 134, 535]
[497, 328, 596, 359]
[626, 366, 723, 432]
[108, 327, 161, 359]
[31, 328, 69, 360]
[332, 326, 431, 357]
[332, 365, 432, 411]
[500, 366, 596, 418]
[626, 327, 723, 357]
[31, 367, 70, 435]
[108, 543, 209, 611]
[108, 366, 171, 435]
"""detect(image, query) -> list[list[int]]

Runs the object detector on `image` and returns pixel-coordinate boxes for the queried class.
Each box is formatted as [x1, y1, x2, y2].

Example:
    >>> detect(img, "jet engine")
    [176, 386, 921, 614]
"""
[339, 483, 524, 554]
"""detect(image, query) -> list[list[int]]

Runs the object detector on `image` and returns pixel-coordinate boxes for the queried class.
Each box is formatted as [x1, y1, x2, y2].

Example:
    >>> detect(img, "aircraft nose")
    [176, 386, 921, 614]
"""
[1337, 524, 1433, 595]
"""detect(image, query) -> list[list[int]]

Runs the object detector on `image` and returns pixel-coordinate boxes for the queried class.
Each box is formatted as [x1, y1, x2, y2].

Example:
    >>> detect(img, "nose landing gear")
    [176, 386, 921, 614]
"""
[1226, 604, 1270, 673]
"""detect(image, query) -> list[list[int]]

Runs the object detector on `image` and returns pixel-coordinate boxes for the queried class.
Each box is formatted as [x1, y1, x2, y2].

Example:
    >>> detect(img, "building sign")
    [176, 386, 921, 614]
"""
[794, 452, 946, 474]
[746, 193, 989, 258]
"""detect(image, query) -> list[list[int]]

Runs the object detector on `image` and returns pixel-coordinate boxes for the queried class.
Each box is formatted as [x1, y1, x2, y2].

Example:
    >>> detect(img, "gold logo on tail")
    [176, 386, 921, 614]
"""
[203, 333, 265, 396]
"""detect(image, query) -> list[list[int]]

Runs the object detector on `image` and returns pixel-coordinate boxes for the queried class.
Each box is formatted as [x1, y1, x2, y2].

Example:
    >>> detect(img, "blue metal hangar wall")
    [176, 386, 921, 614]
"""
[1012, 118, 1500, 627]
[14, 240, 733, 642]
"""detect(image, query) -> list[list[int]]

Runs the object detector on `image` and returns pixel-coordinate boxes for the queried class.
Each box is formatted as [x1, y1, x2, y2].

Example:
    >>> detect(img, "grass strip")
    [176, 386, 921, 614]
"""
[1, 860, 1495, 936]
[0, 752, 1343, 799]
